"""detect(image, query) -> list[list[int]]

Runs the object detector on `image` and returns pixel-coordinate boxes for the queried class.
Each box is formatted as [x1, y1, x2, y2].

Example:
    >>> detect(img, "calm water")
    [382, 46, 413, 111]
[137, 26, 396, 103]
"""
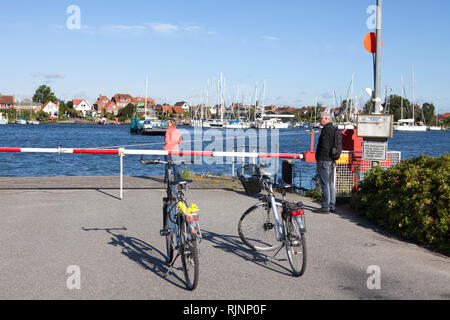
[0, 124, 449, 186]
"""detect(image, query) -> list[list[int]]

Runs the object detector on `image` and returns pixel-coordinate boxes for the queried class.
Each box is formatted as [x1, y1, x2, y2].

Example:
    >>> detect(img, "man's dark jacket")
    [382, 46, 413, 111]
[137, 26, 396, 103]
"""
[315, 122, 335, 162]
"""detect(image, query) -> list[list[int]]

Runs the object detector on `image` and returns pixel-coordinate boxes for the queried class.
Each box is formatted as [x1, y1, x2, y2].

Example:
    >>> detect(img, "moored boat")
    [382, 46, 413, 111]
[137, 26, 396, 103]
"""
[0, 113, 8, 125]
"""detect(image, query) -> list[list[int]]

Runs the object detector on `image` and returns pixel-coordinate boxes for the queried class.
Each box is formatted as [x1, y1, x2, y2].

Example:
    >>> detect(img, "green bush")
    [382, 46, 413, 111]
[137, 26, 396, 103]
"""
[351, 154, 450, 254]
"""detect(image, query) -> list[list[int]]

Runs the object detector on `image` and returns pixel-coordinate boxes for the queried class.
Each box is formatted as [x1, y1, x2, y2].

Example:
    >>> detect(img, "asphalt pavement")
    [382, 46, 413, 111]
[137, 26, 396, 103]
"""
[0, 176, 448, 300]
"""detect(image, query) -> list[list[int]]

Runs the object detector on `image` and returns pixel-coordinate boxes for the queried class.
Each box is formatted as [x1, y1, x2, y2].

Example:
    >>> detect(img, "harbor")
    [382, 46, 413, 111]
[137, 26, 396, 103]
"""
[0, 124, 448, 179]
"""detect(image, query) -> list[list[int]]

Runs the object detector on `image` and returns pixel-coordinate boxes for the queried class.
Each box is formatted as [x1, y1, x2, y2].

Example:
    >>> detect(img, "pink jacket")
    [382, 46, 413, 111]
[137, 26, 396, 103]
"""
[163, 126, 182, 151]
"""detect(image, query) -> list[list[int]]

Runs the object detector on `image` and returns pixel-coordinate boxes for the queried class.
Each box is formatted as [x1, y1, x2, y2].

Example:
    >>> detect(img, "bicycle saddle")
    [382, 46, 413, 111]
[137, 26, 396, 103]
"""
[173, 177, 193, 186]
[276, 179, 295, 190]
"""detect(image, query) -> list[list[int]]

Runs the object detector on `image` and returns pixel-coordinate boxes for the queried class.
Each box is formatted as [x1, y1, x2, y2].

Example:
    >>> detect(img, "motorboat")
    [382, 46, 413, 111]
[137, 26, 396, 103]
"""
[0, 113, 8, 125]
[142, 118, 168, 136]
[258, 118, 290, 129]
[15, 118, 27, 125]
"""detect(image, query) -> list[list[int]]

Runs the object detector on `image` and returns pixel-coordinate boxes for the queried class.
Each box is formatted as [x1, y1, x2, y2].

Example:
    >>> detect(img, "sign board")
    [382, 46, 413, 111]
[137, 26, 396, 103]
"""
[363, 139, 387, 162]
[357, 115, 394, 138]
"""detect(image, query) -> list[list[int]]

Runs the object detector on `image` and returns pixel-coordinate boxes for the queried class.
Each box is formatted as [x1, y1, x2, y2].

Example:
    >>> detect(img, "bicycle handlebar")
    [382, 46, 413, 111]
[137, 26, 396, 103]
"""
[140, 159, 162, 165]
[140, 155, 194, 166]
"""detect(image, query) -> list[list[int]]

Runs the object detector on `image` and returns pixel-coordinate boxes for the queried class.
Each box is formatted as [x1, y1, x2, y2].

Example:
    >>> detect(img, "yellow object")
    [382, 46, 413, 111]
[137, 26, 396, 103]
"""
[178, 202, 199, 215]
[336, 152, 352, 164]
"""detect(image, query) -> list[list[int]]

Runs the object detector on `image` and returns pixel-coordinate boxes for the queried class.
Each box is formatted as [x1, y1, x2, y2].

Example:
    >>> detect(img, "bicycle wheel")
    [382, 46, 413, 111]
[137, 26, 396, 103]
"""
[238, 202, 283, 252]
[284, 216, 307, 277]
[163, 200, 174, 263]
[180, 218, 199, 291]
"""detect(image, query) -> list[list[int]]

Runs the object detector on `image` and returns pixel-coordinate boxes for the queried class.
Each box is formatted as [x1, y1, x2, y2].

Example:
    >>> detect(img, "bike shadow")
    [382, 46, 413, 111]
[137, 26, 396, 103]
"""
[201, 229, 293, 276]
[81, 227, 188, 290]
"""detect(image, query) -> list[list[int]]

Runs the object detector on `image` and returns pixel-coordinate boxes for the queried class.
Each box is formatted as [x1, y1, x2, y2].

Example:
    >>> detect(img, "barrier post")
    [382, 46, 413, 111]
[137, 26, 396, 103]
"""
[119, 148, 125, 200]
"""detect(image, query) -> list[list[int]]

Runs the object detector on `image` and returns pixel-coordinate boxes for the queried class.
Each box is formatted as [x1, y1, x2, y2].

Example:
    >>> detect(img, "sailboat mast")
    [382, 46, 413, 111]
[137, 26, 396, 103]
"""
[145, 75, 148, 118]
[220, 72, 224, 123]
[412, 64, 415, 126]
[401, 76, 404, 120]
[315, 96, 318, 123]
[262, 80, 266, 119]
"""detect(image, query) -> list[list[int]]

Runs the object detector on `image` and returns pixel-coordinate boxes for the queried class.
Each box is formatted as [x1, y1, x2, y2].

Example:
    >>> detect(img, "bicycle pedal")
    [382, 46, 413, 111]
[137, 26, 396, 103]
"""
[160, 229, 171, 236]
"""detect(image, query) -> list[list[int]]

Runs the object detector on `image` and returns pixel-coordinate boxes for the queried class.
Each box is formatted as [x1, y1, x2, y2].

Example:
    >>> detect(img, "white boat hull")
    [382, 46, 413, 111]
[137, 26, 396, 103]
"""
[394, 125, 428, 132]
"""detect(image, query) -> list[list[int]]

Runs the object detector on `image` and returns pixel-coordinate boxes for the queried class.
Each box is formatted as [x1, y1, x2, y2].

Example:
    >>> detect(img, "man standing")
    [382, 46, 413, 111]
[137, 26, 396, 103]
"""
[314, 111, 336, 214]
[163, 119, 182, 182]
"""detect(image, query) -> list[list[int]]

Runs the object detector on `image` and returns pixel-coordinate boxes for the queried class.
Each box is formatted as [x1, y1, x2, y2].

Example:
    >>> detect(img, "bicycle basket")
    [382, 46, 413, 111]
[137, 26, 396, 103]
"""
[238, 164, 262, 196]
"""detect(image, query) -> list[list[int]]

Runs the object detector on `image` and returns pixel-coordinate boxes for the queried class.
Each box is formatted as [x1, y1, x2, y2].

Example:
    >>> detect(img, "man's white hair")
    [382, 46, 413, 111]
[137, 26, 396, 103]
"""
[320, 111, 332, 120]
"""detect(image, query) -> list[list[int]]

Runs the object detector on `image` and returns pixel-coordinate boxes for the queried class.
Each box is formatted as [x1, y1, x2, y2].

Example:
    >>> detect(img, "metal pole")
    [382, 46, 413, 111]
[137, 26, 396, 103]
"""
[373, 0, 383, 114]
[119, 148, 124, 200]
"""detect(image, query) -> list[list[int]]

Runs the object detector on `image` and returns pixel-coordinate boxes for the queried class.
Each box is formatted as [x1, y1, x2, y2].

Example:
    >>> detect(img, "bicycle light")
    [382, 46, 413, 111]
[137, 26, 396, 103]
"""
[292, 210, 305, 216]
[186, 215, 198, 222]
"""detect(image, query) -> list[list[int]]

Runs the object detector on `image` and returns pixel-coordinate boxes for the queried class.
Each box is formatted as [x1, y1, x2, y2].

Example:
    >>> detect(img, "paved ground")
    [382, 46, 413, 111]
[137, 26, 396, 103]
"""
[0, 176, 448, 300]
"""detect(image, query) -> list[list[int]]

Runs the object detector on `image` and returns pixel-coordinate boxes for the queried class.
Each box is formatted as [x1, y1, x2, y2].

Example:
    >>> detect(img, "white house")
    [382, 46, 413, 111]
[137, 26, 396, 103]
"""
[73, 99, 93, 117]
[42, 101, 59, 117]
[175, 101, 190, 112]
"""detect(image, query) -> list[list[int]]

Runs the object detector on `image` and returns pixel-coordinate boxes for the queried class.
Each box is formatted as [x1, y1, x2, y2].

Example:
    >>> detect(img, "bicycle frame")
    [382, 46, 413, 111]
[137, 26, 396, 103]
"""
[260, 178, 285, 242]
[164, 161, 201, 244]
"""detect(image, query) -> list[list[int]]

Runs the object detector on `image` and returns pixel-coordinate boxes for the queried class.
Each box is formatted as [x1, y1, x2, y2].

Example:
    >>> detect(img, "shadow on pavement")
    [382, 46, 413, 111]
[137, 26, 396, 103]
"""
[201, 229, 293, 277]
[81, 227, 188, 290]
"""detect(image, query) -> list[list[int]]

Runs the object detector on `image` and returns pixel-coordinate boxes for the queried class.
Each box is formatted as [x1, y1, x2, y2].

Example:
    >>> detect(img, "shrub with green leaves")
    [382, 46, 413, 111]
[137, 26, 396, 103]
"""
[351, 154, 450, 254]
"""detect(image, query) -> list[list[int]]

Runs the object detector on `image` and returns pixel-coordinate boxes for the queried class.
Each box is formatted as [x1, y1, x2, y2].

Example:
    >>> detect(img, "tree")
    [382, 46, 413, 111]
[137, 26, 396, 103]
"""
[117, 103, 136, 121]
[32, 85, 58, 104]
[66, 101, 74, 109]
[422, 103, 436, 126]
[363, 99, 373, 115]
[384, 95, 412, 121]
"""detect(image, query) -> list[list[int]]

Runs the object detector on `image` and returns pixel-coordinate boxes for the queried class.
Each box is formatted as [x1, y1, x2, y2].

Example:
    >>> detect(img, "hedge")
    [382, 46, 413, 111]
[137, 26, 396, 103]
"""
[351, 154, 450, 255]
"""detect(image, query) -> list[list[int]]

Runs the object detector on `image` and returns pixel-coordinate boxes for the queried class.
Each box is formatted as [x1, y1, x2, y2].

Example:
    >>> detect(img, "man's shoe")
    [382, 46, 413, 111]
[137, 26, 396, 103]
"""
[330, 208, 336, 213]
[313, 208, 330, 214]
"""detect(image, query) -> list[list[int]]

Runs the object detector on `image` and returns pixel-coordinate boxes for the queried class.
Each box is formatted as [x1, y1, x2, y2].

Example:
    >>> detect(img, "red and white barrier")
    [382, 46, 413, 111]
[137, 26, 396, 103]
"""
[0, 147, 303, 199]
[0, 147, 303, 159]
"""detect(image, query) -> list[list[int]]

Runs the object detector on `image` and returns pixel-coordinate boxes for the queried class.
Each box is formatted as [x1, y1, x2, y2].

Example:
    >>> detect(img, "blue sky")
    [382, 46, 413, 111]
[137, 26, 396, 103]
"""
[1, 0, 449, 113]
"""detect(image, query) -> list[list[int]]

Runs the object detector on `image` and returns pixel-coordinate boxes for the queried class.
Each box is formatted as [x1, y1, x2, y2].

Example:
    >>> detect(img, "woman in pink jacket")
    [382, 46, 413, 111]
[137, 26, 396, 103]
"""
[163, 119, 182, 181]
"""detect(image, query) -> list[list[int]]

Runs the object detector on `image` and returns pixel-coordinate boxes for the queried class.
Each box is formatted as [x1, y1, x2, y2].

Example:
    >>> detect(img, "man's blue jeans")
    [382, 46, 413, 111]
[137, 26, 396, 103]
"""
[317, 161, 336, 211]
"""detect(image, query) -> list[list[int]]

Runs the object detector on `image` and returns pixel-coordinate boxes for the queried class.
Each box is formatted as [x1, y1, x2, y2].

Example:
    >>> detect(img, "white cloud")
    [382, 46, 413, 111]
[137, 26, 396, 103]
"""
[261, 35, 279, 41]
[147, 23, 178, 33]
[31, 72, 65, 79]
[184, 25, 201, 32]
[100, 25, 147, 32]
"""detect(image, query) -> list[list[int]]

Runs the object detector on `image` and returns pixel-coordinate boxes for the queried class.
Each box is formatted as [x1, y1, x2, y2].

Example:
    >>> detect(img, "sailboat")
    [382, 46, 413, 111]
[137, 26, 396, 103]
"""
[131, 76, 167, 136]
[429, 114, 443, 131]
[15, 117, 27, 125]
[394, 67, 427, 132]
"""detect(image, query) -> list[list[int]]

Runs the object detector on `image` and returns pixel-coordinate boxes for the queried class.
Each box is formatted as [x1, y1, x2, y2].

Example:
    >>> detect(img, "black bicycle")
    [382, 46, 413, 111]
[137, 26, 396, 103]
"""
[140, 156, 201, 290]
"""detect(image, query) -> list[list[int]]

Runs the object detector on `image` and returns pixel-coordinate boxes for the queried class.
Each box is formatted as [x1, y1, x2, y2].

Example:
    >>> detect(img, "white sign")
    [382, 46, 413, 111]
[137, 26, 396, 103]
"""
[363, 139, 387, 162]
[357, 115, 393, 138]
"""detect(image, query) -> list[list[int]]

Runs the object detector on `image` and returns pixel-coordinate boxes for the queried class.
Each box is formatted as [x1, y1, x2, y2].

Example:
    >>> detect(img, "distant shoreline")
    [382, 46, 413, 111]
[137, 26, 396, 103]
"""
[7, 120, 129, 125]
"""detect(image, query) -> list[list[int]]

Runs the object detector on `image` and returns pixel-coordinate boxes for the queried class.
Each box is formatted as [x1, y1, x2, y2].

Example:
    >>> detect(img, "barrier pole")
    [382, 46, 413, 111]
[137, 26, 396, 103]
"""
[119, 148, 125, 200]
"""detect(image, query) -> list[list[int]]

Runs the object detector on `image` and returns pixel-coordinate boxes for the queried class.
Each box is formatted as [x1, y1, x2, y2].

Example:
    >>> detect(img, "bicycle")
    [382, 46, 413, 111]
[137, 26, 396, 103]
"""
[140, 156, 201, 290]
[237, 163, 307, 277]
